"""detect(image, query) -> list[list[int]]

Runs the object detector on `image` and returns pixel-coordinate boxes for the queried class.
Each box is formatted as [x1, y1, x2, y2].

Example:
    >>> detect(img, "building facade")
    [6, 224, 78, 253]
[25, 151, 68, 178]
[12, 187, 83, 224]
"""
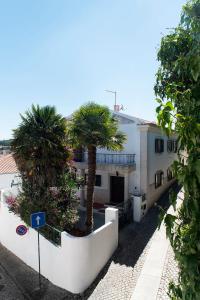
[74, 111, 177, 211]
[0, 146, 11, 156]
[0, 154, 19, 190]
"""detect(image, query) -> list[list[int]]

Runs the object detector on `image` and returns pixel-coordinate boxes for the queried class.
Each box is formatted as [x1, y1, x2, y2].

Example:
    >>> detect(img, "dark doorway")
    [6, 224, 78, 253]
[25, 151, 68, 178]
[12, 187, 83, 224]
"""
[110, 176, 124, 204]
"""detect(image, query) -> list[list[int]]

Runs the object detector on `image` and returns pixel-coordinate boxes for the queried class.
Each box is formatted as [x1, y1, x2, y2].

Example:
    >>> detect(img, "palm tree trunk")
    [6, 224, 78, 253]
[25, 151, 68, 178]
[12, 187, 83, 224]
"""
[85, 145, 96, 233]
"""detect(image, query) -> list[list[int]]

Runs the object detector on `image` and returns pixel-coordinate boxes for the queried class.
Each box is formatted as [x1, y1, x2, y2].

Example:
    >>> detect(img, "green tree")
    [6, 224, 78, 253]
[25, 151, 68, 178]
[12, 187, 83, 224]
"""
[11, 105, 79, 230]
[12, 105, 70, 187]
[0, 139, 12, 146]
[155, 1, 200, 299]
[67, 102, 126, 232]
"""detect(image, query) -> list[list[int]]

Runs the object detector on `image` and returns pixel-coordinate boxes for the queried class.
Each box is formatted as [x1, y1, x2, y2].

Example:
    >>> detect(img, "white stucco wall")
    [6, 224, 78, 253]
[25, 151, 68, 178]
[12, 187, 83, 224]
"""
[83, 168, 134, 204]
[96, 122, 140, 156]
[139, 126, 177, 208]
[93, 122, 141, 202]
[0, 173, 17, 190]
[76, 112, 176, 207]
[147, 131, 177, 185]
[0, 190, 118, 294]
[120, 123, 141, 192]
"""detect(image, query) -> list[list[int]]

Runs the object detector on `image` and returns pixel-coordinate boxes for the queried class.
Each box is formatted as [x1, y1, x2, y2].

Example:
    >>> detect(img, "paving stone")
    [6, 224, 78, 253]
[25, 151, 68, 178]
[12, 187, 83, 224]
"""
[0, 265, 25, 300]
[82, 184, 179, 300]
[156, 245, 179, 300]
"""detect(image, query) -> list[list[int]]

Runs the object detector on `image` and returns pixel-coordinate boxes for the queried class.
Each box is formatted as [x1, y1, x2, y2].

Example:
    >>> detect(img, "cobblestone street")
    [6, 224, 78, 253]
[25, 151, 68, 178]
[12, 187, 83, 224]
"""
[157, 245, 179, 300]
[82, 186, 179, 300]
[0, 263, 25, 300]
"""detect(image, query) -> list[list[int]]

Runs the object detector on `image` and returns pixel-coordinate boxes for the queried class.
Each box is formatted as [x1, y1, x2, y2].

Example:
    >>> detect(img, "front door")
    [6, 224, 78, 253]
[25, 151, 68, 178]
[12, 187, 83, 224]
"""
[110, 176, 124, 204]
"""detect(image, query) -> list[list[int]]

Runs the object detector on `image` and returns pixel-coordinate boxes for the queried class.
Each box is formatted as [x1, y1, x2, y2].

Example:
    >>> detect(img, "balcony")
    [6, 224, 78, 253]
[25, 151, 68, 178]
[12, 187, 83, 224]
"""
[73, 151, 136, 166]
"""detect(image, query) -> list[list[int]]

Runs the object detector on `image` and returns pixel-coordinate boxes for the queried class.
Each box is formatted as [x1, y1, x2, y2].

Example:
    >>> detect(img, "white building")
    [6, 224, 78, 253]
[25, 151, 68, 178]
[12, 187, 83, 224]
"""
[0, 154, 19, 190]
[0, 146, 11, 156]
[74, 111, 177, 215]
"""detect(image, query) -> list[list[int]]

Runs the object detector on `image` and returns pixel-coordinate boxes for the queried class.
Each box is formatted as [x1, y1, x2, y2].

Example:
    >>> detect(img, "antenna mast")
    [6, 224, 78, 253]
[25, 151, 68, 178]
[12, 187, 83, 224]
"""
[105, 90, 118, 111]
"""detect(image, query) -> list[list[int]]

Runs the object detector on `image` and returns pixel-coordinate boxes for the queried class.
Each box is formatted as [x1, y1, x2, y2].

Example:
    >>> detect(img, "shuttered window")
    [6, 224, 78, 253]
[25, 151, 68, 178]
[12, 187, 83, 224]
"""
[167, 168, 173, 181]
[155, 139, 164, 153]
[85, 174, 102, 187]
[167, 140, 173, 152]
[167, 140, 177, 153]
[173, 140, 177, 153]
[155, 170, 164, 188]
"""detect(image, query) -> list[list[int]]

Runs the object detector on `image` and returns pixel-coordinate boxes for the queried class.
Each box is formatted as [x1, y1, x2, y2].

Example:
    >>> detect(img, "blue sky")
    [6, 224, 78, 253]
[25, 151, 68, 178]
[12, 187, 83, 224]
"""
[0, 0, 185, 139]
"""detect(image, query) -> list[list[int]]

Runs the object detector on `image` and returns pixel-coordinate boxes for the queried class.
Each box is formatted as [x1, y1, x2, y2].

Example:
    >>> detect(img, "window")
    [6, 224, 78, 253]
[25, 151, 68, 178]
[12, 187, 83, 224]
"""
[167, 140, 173, 152]
[155, 170, 164, 188]
[173, 140, 177, 153]
[167, 140, 177, 153]
[85, 174, 102, 187]
[95, 175, 102, 186]
[167, 168, 173, 181]
[155, 139, 164, 153]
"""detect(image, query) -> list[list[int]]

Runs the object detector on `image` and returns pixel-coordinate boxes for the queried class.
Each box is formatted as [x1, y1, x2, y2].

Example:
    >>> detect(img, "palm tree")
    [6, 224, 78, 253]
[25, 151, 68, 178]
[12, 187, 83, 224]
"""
[12, 104, 70, 188]
[11, 105, 80, 231]
[67, 102, 126, 232]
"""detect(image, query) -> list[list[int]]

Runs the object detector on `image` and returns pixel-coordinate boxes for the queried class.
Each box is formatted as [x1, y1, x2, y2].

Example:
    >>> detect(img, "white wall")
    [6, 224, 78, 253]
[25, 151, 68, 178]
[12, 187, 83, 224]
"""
[0, 173, 17, 190]
[82, 120, 177, 208]
[120, 123, 141, 193]
[94, 122, 141, 201]
[147, 131, 177, 185]
[140, 126, 177, 208]
[0, 149, 11, 155]
[96, 122, 140, 156]
[0, 190, 118, 294]
[82, 167, 134, 204]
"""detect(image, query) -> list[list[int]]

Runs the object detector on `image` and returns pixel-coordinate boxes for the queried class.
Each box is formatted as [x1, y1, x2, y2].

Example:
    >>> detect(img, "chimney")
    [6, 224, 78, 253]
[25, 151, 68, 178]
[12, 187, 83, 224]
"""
[114, 104, 120, 112]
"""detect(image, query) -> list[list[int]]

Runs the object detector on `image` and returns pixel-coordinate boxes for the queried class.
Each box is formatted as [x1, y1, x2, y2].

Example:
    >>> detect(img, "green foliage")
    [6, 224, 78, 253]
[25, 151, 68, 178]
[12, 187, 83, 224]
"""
[11, 105, 79, 231]
[0, 139, 12, 146]
[67, 102, 126, 150]
[15, 173, 79, 231]
[67, 102, 126, 231]
[155, 1, 200, 299]
[12, 105, 71, 184]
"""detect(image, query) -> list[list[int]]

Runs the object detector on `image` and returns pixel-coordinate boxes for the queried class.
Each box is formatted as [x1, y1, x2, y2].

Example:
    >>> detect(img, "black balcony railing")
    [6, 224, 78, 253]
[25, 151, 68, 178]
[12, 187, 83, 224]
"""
[73, 151, 135, 165]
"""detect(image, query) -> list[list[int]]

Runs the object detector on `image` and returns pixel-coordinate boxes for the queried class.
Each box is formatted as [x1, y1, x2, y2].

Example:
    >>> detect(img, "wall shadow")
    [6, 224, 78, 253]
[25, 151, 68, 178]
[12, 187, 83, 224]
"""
[81, 183, 180, 300]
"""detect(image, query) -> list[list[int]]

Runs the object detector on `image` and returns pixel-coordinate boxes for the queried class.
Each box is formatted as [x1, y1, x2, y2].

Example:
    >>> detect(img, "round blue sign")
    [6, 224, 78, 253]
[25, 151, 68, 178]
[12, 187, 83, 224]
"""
[16, 225, 28, 236]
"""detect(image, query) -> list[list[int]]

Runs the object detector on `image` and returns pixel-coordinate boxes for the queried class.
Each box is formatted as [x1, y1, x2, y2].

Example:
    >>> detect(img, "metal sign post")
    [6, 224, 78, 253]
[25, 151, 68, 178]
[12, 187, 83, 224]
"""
[37, 228, 41, 290]
[31, 212, 46, 290]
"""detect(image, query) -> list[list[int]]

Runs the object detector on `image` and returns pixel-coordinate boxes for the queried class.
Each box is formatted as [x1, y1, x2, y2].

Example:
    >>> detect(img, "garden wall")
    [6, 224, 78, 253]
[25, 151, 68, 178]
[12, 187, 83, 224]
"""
[0, 189, 118, 294]
[0, 173, 17, 190]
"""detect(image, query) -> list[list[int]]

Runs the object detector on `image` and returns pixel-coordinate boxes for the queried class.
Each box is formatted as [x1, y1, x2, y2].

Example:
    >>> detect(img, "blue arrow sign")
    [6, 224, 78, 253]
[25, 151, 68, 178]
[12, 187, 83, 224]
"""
[31, 212, 46, 229]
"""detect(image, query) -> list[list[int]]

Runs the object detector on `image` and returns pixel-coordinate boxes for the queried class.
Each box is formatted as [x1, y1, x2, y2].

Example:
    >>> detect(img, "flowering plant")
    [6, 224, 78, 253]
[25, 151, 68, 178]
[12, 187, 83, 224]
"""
[5, 194, 19, 214]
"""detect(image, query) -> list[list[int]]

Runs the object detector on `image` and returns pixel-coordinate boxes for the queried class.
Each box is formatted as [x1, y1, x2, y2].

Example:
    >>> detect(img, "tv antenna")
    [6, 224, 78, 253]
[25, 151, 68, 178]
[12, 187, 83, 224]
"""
[105, 90, 124, 112]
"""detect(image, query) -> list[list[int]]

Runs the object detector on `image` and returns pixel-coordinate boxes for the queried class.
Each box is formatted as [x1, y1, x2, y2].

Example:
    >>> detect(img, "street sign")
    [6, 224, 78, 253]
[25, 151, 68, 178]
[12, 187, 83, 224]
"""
[30, 212, 46, 229]
[16, 225, 28, 236]
[30, 211, 46, 290]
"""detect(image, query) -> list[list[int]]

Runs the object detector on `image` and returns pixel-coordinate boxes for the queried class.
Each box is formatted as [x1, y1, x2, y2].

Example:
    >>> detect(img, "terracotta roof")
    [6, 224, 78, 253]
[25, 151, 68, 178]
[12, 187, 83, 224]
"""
[0, 154, 18, 174]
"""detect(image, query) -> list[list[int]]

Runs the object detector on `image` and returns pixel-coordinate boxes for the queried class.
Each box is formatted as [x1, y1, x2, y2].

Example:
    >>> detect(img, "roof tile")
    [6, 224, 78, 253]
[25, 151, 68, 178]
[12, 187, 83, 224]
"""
[0, 154, 18, 174]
